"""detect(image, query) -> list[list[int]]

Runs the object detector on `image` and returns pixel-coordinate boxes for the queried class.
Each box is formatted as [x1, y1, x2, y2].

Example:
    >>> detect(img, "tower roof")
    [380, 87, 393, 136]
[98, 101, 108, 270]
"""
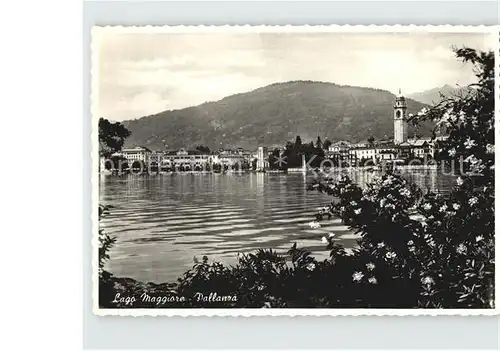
[395, 88, 406, 102]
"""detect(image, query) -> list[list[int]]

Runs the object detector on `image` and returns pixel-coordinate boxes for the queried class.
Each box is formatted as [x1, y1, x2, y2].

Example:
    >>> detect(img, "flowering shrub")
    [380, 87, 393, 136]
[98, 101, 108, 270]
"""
[99, 47, 494, 309]
[308, 170, 494, 308]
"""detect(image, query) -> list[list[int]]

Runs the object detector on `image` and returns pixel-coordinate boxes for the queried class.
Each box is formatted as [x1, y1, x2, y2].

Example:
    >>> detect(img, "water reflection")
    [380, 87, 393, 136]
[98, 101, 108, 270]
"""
[100, 170, 456, 283]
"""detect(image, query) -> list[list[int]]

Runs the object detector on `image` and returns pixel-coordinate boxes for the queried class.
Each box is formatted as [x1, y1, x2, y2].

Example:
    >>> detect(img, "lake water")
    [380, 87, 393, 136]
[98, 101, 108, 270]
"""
[99, 170, 456, 283]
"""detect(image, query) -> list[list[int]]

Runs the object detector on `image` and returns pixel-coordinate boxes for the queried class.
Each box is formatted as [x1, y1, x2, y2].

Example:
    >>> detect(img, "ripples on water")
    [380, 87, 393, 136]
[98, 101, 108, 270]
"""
[99, 170, 456, 283]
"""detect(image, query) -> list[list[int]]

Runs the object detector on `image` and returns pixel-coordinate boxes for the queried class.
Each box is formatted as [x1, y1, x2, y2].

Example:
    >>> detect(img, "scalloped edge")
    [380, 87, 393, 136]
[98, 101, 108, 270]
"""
[91, 25, 500, 317]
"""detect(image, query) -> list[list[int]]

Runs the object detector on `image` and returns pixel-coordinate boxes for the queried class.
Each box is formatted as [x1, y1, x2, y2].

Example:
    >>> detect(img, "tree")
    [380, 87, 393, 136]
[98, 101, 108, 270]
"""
[323, 139, 332, 150]
[99, 118, 131, 157]
[315, 136, 323, 149]
[294, 135, 302, 149]
[367, 136, 375, 145]
[195, 145, 211, 154]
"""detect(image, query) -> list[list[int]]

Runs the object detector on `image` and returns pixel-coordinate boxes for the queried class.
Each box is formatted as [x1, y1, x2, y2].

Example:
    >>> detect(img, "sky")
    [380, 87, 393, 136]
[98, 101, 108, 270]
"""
[96, 31, 496, 121]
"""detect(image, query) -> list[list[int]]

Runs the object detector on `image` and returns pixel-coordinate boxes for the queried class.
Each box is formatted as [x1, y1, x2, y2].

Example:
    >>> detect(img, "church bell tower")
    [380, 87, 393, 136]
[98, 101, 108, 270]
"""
[393, 89, 408, 145]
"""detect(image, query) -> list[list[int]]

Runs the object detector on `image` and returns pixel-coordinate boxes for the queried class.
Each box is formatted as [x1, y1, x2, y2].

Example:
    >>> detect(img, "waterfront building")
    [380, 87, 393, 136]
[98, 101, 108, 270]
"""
[120, 146, 153, 163]
[377, 146, 397, 161]
[149, 151, 163, 164]
[219, 149, 248, 169]
[161, 148, 213, 170]
[347, 144, 397, 165]
[326, 142, 350, 166]
[399, 138, 435, 159]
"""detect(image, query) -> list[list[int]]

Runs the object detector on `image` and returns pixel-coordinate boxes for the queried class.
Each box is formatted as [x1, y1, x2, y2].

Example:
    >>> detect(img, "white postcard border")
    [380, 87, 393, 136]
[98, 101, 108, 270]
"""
[91, 24, 500, 317]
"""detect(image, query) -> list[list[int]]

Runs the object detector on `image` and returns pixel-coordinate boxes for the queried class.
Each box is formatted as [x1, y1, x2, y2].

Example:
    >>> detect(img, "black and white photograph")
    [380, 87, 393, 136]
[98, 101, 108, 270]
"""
[93, 26, 497, 313]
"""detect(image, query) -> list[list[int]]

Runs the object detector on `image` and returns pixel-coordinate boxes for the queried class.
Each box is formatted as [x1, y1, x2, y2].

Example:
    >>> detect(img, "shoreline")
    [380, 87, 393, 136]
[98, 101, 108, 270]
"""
[100, 164, 441, 175]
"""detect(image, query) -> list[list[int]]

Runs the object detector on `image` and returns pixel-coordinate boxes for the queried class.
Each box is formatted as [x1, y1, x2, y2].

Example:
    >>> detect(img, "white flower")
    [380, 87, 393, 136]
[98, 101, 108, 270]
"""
[486, 144, 494, 154]
[352, 271, 364, 282]
[309, 221, 321, 229]
[306, 262, 316, 271]
[456, 177, 464, 186]
[409, 246, 416, 253]
[368, 277, 378, 284]
[456, 243, 467, 255]
[379, 199, 387, 207]
[354, 208, 362, 215]
[423, 203, 432, 210]
[350, 201, 357, 206]
[448, 148, 457, 157]
[468, 197, 478, 206]
[439, 204, 447, 212]
[366, 262, 376, 271]
[417, 107, 428, 116]
[377, 242, 385, 248]
[475, 235, 484, 242]
[407, 240, 414, 246]
[464, 137, 477, 149]
[382, 177, 393, 186]
[328, 233, 336, 238]
[452, 203, 461, 210]
[385, 251, 397, 260]
[399, 188, 411, 197]
[421, 276, 435, 285]
[321, 236, 328, 244]
[465, 154, 480, 165]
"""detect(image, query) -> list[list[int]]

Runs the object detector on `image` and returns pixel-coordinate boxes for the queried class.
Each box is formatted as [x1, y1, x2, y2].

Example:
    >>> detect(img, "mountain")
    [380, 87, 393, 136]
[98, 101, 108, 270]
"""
[408, 84, 470, 105]
[122, 81, 432, 150]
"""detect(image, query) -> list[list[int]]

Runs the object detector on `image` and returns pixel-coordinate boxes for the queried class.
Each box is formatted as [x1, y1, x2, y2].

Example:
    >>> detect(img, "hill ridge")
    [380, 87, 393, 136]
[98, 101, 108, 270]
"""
[122, 81, 432, 150]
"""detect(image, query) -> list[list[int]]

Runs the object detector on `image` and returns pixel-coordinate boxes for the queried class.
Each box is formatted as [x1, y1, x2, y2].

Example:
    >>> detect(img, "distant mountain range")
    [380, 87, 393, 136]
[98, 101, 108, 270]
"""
[122, 81, 435, 150]
[408, 84, 470, 105]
